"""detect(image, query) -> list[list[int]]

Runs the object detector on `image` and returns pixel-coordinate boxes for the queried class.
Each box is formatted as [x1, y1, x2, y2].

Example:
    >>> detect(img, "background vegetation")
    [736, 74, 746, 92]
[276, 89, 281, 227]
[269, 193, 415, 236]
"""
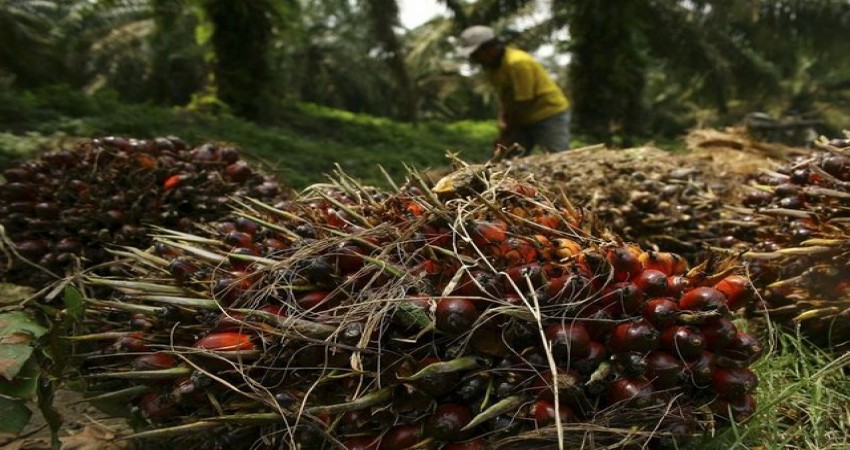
[1, 1, 849, 184]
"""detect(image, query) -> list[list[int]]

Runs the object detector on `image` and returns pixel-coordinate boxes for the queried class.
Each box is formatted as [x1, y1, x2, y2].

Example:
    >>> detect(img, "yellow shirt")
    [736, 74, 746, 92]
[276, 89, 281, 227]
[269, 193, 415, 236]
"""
[486, 47, 570, 126]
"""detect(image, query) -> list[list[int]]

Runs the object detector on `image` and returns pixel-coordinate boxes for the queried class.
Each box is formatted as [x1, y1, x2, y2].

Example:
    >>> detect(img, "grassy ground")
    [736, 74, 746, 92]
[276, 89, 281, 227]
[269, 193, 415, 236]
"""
[0, 86, 502, 189]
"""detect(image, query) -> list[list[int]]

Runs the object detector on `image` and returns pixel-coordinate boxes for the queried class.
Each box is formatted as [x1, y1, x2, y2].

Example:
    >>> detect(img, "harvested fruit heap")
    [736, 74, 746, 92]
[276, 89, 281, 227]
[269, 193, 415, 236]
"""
[716, 134, 850, 346]
[489, 146, 739, 262]
[76, 167, 762, 449]
[0, 136, 286, 288]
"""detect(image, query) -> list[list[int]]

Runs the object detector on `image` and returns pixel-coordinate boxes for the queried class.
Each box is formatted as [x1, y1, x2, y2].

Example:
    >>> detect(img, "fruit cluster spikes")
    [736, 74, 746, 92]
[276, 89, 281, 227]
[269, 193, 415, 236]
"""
[77, 172, 761, 449]
[719, 136, 850, 345]
[0, 136, 287, 287]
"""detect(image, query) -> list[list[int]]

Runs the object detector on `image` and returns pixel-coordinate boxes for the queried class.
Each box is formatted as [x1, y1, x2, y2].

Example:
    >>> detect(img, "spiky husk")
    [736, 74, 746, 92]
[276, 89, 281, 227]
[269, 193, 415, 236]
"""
[473, 132, 809, 263]
[712, 133, 850, 346]
[0, 136, 288, 288]
[75, 166, 760, 449]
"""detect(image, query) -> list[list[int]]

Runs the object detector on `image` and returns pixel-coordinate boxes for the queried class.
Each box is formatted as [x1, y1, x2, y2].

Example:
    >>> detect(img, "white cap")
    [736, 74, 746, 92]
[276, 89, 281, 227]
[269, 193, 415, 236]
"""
[457, 25, 496, 57]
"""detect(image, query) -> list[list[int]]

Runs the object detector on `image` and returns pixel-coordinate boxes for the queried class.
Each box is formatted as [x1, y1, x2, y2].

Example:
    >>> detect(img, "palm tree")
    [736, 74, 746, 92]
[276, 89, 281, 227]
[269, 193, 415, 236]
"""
[362, 0, 418, 122]
[201, 0, 284, 120]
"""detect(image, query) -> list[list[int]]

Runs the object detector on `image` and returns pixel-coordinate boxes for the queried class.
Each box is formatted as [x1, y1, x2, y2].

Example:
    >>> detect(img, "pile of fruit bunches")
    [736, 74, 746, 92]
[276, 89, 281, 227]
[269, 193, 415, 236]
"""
[491, 147, 733, 262]
[77, 170, 761, 449]
[716, 136, 850, 346]
[0, 136, 286, 287]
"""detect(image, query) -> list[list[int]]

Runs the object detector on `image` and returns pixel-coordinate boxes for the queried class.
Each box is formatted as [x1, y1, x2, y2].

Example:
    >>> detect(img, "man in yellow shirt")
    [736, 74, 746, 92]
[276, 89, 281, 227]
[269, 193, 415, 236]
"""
[458, 26, 571, 157]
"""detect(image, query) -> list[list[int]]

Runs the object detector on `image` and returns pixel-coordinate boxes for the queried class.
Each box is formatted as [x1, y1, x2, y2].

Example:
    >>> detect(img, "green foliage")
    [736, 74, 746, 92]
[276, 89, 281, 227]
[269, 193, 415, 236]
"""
[0, 311, 48, 437]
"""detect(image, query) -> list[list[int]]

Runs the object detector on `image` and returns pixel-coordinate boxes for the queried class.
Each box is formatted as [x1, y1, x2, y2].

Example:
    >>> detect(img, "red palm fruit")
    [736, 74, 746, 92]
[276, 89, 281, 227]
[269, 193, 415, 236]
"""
[713, 275, 755, 311]
[132, 352, 177, 371]
[33, 201, 60, 219]
[444, 438, 486, 450]
[700, 318, 738, 350]
[258, 304, 287, 317]
[332, 243, 367, 274]
[504, 263, 546, 292]
[612, 351, 648, 378]
[717, 332, 762, 366]
[15, 239, 49, 258]
[499, 237, 538, 265]
[607, 246, 643, 282]
[532, 234, 554, 260]
[639, 251, 686, 276]
[453, 269, 501, 299]
[532, 400, 578, 427]
[573, 341, 608, 375]
[379, 423, 422, 450]
[425, 403, 473, 441]
[263, 237, 288, 252]
[642, 298, 680, 328]
[634, 269, 669, 297]
[234, 217, 260, 235]
[224, 160, 252, 182]
[686, 351, 715, 387]
[138, 392, 178, 420]
[227, 246, 260, 271]
[343, 436, 380, 450]
[545, 322, 592, 360]
[645, 350, 685, 389]
[666, 275, 692, 297]
[211, 312, 248, 332]
[216, 221, 237, 235]
[711, 367, 758, 399]
[296, 291, 336, 312]
[55, 237, 82, 254]
[607, 377, 655, 407]
[552, 238, 582, 260]
[420, 223, 451, 247]
[194, 332, 255, 351]
[608, 319, 660, 353]
[117, 332, 150, 352]
[678, 287, 727, 312]
[660, 325, 706, 360]
[218, 146, 240, 164]
[540, 274, 591, 305]
[599, 282, 644, 316]
[224, 230, 253, 248]
[711, 394, 757, 423]
[471, 220, 507, 247]
[435, 298, 480, 335]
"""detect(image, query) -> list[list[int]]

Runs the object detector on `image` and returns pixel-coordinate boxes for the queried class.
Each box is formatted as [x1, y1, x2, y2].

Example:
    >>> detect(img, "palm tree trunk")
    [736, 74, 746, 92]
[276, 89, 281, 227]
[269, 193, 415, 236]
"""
[363, 0, 418, 122]
[568, 0, 648, 144]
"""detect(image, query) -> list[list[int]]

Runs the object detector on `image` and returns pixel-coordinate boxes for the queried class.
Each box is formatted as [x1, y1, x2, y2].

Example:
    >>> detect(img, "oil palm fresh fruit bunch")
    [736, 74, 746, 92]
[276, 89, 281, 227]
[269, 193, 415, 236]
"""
[489, 146, 739, 263]
[714, 134, 850, 346]
[74, 165, 761, 449]
[0, 136, 286, 288]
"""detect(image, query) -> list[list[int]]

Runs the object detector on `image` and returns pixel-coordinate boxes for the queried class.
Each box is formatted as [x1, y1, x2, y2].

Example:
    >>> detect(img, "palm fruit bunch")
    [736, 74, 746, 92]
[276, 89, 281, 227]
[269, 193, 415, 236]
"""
[75, 166, 761, 449]
[713, 134, 850, 346]
[489, 146, 740, 262]
[0, 136, 286, 288]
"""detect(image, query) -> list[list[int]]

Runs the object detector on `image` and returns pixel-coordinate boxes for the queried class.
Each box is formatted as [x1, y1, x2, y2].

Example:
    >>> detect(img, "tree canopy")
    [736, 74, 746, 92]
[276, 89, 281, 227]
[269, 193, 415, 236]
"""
[1, 0, 848, 143]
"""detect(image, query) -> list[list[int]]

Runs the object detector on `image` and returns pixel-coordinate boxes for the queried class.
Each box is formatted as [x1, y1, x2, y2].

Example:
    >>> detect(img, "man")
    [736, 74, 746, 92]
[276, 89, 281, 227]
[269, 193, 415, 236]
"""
[458, 25, 571, 157]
